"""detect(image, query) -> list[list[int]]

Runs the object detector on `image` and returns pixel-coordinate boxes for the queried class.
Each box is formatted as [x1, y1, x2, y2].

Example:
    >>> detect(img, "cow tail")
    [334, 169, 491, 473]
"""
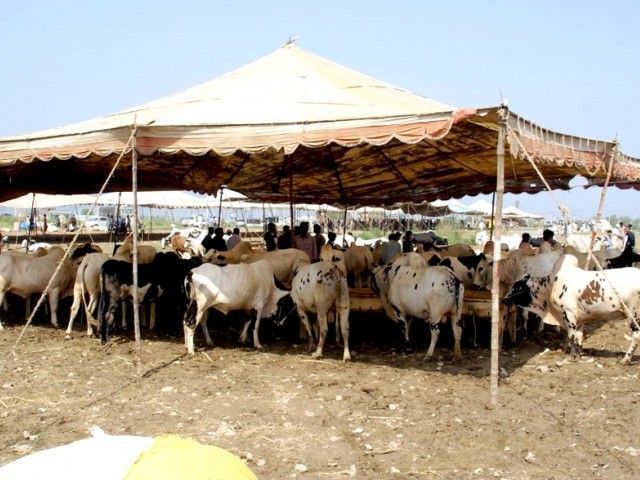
[79, 262, 93, 327]
[98, 269, 108, 343]
[183, 271, 197, 328]
[454, 277, 464, 329]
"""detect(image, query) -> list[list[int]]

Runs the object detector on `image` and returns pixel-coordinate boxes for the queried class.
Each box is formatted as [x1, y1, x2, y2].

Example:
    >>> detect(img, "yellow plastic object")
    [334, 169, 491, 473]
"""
[125, 435, 257, 480]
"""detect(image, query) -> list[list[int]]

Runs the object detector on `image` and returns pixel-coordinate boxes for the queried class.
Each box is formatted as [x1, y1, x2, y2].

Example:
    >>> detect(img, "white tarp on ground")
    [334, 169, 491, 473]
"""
[502, 205, 544, 219]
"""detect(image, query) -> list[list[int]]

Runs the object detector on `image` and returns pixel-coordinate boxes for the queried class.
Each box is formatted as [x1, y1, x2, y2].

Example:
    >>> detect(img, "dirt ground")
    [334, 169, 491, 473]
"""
[0, 308, 638, 479]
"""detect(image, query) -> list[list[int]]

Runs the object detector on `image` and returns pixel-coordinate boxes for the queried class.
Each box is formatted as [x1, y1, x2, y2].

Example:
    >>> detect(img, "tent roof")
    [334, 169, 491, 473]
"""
[1, 44, 639, 204]
[0, 193, 96, 210]
[502, 205, 544, 219]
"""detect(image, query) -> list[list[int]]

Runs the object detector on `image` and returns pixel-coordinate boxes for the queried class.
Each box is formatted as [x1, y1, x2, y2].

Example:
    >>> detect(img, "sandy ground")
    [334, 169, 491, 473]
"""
[0, 304, 638, 479]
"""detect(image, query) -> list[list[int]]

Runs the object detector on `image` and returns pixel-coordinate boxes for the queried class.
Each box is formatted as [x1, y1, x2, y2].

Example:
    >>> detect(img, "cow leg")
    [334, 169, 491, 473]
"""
[149, 303, 156, 330]
[621, 313, 640, 365]
[25, 296, 31, 322]
[253, 310, 265, 349]
[200, 315, 213, 346]
[0, 287, 6, 330]
[86, 295, 98, 336]
[297, 307, 315, 352]
[66, 283, 83, 336]
[184, 307, 207, 355]
[48, 288, 60, 328]
[424, 322, 440, 360]
[450, 316, 463, 362]
[121, 300, 128, 330]
[311, 310, 329, 359]
[563, 311, 582, 359]
[338, 305, 351, 361]
[239, 312, 253, 345]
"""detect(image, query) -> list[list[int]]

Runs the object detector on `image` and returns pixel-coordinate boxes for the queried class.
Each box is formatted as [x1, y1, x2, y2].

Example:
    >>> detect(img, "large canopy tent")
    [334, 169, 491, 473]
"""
[1, 43, 639, 204]
[2, 43, 639, 403]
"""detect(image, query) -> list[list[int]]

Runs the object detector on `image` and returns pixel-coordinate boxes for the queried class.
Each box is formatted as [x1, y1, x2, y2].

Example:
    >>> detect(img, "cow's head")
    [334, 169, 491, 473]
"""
[502, 275, 532, 307]
[273, 290, 296, 328]
[472, 254, 491, 290]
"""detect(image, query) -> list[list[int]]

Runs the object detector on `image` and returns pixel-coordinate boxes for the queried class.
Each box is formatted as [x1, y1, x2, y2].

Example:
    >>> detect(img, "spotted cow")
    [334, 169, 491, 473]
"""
[503, 254, 640, 364]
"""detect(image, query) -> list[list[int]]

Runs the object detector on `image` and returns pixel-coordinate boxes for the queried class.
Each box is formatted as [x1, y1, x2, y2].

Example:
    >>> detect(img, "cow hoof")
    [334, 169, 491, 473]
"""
[64, 333, 72, 340]
[255, 345, 264, 350]
[342, 355, 351, 362]
[619, 356, 631, 366]
[311, 351, 323, 359]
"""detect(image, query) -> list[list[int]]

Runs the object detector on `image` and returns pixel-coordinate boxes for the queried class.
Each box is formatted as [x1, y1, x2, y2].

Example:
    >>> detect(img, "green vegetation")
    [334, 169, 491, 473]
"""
[0, 216, 16, 230]
[433, 221, 476, 245]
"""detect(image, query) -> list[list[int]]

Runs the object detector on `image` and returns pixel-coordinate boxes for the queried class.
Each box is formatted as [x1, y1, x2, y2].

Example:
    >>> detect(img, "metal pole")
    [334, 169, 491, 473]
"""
[217, 187, 224, 228]
[25, 193, 36, 252]
[585, 142, 617, 269]
[131, 131, 142, 375]
[490, 107, 507, 407]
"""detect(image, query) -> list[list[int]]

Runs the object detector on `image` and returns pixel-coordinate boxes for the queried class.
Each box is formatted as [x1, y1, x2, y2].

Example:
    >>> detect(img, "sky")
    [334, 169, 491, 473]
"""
[1, 1, 638, 220]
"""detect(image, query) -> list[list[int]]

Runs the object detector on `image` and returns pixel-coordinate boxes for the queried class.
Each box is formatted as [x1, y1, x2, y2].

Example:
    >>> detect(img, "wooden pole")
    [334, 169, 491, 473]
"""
[585, 142, 617, 269]
[113, 192, 122, 251]
[25, 193, 36, 252]
[217, 186, 224, 228]
[342, 206, 348, 247]
[131, 130, 142, 375]
[288, 157, 295, 236]
[489, 191, 496, 240]
[490, 108, 507, 407]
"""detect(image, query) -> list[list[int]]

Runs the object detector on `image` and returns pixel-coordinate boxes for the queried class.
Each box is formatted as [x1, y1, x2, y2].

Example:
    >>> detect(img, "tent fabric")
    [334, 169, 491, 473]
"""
[502, 205, 544, 219]
[0, 193, 96, 210]
[0, 45, 639, 204]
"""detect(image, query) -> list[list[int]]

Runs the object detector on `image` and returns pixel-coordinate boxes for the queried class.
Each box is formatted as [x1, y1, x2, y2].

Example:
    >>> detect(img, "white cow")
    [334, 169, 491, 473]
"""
[503, 254, 640, 365]
[0, 246, 84, 329]
[290, 261, 351, 361]
[387, 263, 465, 360]
[182, 261, 289, 354]
[65, 253, 110, 337]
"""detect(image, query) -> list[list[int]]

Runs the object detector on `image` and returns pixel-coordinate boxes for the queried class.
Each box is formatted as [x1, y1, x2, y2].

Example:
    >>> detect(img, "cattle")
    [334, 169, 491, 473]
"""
[439, 254, 484, 288]
[371, 253, 428, 327]
[387, 262, 465, 360]
[210, 245, 310, 287]
[343, 244, 373, 287]
[98, 252, 201, 343]
[182, 261, 289, 354]
[204, 241, 254, 263]
[0, 243, 98, 329]
[65, 252, 110, 337]
[482, 241, 510, 255]
[290, 261, 351, 361]
[503, 254, 640, 365]
[415, 244, 441, 265]
[112, 235, 157, 264]
[429, 243, 475, 258]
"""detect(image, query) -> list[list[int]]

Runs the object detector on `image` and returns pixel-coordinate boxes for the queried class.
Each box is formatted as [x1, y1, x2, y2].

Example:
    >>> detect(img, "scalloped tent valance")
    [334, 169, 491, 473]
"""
[0, 44, 638, 204]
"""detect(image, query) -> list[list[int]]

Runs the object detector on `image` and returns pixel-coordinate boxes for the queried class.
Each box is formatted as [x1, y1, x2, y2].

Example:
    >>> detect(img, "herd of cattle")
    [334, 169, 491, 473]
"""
[0, 231, 638, 365]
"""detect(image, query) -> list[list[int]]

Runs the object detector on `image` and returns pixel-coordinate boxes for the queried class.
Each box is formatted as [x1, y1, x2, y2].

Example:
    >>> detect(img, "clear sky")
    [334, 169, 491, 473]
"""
[1, 1, 638, 220]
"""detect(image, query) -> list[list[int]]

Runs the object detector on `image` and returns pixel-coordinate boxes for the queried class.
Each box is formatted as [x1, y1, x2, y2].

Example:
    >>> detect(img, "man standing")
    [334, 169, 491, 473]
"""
[201, 227, 216, 253]
[380, 233, 402, 264]
[313, 224, 326, 254]
[212, 227, 228, 252]
[263, 222, 277, 251]
[226, 227, 242, 250]
[277, 225, 293, 250]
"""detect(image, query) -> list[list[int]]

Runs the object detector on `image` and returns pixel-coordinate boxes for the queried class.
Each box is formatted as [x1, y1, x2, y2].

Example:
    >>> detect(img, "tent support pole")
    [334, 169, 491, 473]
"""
[490, 108, 507, 407]
[131, 130, 142, 376]
[113, 192, 122, 252]
[490, 191, 496, 240]
[288, 156, 294, 235]
[342, 207, 348, 247]
[585, 142, 617, 269]
[217, 186, 224, 228]
[25, 193, 36, 252]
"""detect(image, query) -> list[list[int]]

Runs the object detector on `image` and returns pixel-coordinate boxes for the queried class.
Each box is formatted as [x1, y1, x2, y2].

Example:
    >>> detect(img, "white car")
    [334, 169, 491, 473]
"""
[86, 216, 109, 231]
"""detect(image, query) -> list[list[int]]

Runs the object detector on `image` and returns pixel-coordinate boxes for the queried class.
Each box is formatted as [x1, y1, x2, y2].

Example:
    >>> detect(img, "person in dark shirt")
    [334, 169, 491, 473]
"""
[278, 225, 293, 249]
[263, 222, 277, 251]
[313, 224, 326, 254]
[402, 231, 414, 253]
[200, 227, 216, 253]
[211, 227, 228, 252]
[327, 231, 337, 247]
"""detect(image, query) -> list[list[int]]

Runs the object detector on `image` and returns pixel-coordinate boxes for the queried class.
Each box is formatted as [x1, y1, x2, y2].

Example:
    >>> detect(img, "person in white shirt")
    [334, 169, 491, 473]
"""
[226, 227, 242, 250]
